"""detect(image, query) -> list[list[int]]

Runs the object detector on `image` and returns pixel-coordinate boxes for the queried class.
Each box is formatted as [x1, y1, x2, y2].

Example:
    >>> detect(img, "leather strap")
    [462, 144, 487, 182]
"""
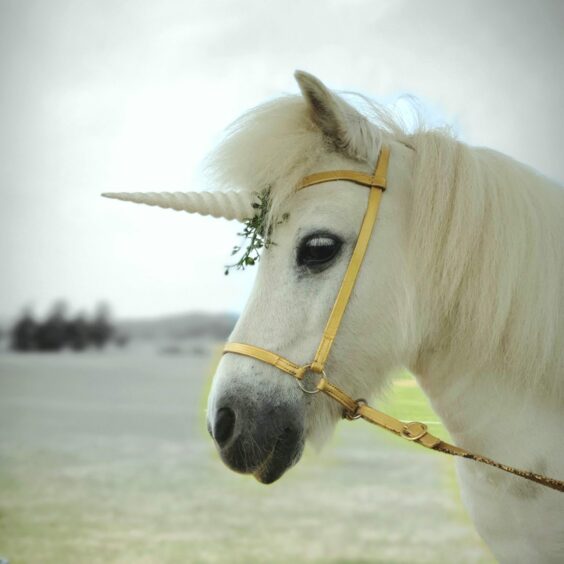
[222, 144, 564, 494]
[311, 187, 383, 372]
[298, 146, 390, 192]
[308, 146, 389, 373]
[225, 342, 564, 492]
[299, 171, 387, 191]
[223, 342, 307, 379]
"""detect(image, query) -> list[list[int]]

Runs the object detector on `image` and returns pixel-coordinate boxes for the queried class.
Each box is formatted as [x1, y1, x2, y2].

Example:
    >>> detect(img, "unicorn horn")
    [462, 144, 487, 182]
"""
[101, 190, 256, 222]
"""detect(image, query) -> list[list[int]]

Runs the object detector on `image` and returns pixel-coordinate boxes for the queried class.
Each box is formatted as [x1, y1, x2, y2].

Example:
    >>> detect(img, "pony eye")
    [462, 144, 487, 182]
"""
[297, 233, 342, 270]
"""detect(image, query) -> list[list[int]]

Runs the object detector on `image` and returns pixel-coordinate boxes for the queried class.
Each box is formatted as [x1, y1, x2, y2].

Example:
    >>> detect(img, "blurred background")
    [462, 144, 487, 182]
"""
[1, 1, 562, 562]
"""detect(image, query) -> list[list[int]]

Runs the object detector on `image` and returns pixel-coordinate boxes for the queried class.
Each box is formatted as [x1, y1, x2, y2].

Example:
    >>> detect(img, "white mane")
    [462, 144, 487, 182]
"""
[410, 132, 563, 400]
[207, 93, 564, 400]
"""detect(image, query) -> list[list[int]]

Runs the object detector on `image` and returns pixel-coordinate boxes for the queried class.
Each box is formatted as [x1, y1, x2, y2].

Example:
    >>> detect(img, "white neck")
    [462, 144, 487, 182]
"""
[411, 353, 561, 463]
[409, 351, 564, 562]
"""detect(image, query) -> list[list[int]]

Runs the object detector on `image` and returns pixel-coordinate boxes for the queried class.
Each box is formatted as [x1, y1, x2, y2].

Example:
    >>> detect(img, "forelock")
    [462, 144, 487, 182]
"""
[205, 92, 413, 225]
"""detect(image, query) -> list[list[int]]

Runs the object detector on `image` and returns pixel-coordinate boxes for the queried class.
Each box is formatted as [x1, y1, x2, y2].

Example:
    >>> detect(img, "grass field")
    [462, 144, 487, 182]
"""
[0, 349, 494, 563]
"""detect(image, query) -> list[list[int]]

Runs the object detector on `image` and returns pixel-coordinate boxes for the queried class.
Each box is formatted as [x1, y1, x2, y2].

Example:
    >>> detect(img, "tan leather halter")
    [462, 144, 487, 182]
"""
[223, 146, 564, 493]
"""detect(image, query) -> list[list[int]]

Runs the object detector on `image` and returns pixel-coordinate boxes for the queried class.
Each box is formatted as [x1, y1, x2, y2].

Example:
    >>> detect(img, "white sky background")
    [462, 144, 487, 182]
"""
[1, 0, 563, 320]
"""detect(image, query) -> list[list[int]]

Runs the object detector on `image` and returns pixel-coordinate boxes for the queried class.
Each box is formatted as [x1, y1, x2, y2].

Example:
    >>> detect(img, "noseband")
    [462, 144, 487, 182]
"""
[223, 145, 564, 493]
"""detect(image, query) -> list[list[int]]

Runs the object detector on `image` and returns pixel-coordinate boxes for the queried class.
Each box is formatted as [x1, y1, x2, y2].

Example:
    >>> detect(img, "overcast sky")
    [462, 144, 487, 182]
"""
[1, 0, 563, 320]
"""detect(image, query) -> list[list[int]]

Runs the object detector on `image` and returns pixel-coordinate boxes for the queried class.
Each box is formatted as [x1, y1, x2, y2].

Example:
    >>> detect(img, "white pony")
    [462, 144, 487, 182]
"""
[105, 71, 564, 563]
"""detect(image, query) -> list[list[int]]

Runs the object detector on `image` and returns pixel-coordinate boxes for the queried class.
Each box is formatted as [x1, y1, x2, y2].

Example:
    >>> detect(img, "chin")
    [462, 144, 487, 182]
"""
[252, 431, 305, 485]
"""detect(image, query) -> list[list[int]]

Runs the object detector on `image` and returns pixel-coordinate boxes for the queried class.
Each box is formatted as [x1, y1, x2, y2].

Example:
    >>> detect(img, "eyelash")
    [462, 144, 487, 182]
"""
[307, 237, 334, 247]
[297, 232, 343, 270]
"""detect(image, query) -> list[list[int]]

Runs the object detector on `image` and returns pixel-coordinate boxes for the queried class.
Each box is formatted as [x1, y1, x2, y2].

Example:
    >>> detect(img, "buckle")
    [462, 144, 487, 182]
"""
[400, 421, 428, 441]
[343, 398, 367, 420]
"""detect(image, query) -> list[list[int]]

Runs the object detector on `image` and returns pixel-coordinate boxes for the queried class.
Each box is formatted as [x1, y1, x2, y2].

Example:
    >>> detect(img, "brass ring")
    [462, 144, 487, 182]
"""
[400, 422, 428, 441]
[297, 368, 326, 394]
[344, 398, 367, 420]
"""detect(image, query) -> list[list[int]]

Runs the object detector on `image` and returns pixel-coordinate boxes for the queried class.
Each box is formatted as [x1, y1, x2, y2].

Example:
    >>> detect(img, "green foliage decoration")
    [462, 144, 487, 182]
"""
[224, 189, 289, 275]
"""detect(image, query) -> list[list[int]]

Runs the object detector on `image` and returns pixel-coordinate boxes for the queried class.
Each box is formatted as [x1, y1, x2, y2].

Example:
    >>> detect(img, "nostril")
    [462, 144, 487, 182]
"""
[213, 407, 236, 447]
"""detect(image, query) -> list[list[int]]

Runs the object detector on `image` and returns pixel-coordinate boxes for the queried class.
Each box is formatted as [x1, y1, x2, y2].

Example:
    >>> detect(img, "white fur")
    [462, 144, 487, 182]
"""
[208, 72, 564, 563]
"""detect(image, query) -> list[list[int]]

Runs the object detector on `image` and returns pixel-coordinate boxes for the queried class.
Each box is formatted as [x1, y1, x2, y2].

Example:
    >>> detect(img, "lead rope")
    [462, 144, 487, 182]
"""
[223, 343, 564, 494]
[318, 376, 564, 493]
[223, 145, 564, 494]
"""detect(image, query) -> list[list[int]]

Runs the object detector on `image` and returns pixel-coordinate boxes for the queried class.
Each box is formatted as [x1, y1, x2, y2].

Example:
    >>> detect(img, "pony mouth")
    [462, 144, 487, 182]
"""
[253, 427, 304, 485]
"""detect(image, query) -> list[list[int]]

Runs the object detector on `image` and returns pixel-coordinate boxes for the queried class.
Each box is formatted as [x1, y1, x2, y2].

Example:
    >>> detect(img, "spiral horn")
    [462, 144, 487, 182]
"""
[101, 190, 256, 222]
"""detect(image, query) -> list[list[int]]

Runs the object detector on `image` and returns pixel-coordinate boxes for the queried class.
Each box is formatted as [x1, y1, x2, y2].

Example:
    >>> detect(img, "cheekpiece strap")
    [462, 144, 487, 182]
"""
[310, 145, 390, 373]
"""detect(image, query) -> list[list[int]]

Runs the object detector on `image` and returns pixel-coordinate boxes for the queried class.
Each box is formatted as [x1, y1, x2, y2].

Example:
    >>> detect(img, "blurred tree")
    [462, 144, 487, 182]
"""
[36, 300, 68, 351]
[66, 311, 90, 351]
[89, 301, 114, 349]
[10, 306, 38, 351]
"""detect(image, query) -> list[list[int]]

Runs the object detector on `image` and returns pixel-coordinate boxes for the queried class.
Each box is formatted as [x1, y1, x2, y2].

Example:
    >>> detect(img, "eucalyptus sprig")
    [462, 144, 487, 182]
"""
[224, 189, 288, 275]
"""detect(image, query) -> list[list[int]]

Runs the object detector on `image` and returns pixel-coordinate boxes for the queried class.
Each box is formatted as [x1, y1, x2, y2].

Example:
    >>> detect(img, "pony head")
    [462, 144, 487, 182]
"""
[213, 73, 418, 483]
[105, 71, 418, 483]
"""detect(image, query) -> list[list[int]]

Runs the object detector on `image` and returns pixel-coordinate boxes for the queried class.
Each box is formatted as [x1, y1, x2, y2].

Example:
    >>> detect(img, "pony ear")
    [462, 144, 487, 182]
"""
[294, 70, 379, 162]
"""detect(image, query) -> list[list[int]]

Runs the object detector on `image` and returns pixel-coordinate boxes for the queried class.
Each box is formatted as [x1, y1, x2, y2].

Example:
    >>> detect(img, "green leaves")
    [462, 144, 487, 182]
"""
[224, 189, 288, 275]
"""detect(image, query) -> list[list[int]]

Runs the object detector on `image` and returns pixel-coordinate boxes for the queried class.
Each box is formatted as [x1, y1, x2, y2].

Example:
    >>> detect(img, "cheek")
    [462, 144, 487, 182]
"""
[231, 244, 335, 356]
[322, 251, 412, 395]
